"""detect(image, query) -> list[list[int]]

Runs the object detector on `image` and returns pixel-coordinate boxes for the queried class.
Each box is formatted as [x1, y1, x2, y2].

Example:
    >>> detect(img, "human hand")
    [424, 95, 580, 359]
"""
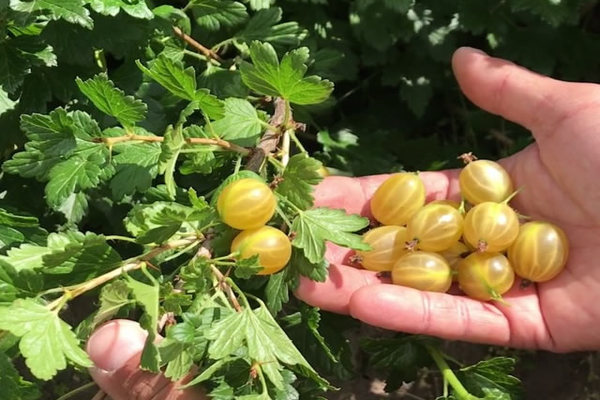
[87, 319, 205, 400]
[296, 47, 600, 353]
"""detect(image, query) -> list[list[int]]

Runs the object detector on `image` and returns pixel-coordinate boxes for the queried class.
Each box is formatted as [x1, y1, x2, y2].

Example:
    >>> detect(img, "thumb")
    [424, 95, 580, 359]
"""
[452, 47, 592, 136]
[87, 319, 205, 400]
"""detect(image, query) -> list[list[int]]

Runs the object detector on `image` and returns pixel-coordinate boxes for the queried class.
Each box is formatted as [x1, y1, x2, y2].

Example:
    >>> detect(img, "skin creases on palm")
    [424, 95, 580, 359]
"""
[296, 48, 600, 353]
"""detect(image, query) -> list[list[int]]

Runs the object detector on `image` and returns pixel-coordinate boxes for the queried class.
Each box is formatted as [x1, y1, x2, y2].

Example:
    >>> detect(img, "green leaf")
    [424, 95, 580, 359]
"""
[399, 76, 433, 117]
[158, 125, 185, 200]
[57, 192, 89, 224]
[110, 139, 161, 199]
[275, 155, 322, 210]
[45, 152, 113, 209]
[0, 351, 41, 400]
[0, 299, 92, 380]
[88, 0, 153, 19]
[41, 232, 121, 284]
[206, 305, 326, 390]
[457, 357, 522, 400]
[10, 0, 93, 29]
[361, 336, 431, 386]
[291, 208, 369, 264]
[125, 201, 214, 244]
[199, 64, 249, 98]
[285, 306, 337, 366]
[212, 98, 264, 140]
[0, 41, 28, 93]
[76, 74, 147, 126]
[289, 247, 327, 282]
[0, 260, 44, 305]
[0, 86, 17, 115]
[0, 243, 51, 271]
[164, 349, 194, 381]
[191, 0, 248, 31]
[137, 56, 197, 101]
[264, 269, 289, 313]
[236, 8, 307, 47]
[92, 280, 132, 327]
[235, 254, 263, 279]
[3, 109, 103, 181]
[137, 56, 224, 118]
[126, 271, 160, 372]
[240, 41, 333, 105]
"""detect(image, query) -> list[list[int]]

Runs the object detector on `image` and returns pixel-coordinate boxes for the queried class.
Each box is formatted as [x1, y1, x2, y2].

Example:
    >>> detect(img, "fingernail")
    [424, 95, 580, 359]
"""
[86, 319, 148, 372]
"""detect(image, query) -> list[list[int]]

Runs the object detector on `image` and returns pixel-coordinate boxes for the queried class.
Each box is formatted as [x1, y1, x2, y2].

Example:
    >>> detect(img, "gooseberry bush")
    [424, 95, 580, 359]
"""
[3, 0, 592, 399]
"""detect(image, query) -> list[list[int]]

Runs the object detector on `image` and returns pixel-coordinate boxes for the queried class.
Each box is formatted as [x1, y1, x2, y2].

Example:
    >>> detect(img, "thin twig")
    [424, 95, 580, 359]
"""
[210, 265, 242, 312]
[99, 134, 250, 156]
[46, 237, 199, 312]
[172, 26, 223, 64]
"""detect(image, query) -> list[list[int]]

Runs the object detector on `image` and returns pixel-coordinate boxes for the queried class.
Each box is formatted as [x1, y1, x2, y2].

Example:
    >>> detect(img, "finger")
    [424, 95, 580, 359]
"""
[87, 319, 205, 400]
[349, 282, 553, 349]
[295, 263, 389, 314]
[324, 241, 354, 265]
[314, 170, 461, 217]
[452, 47, 596, 135]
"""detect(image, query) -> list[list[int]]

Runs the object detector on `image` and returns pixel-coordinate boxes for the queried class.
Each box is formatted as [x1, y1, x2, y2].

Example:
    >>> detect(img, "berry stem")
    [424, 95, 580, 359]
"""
[425, 344, 482, 400]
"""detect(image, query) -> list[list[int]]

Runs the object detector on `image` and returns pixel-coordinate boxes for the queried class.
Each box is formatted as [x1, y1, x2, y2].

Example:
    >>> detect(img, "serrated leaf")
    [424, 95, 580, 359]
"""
[212, 98, 264, 140]
[275, 154, 322, 210]
[199, 64, 249, 98]
[126, 272, 160, 372]
[10, 35, 57, 68]
[240, 41, 333, 105]
[41, 232, 121, 283]
[0, 85, 17, 115]
[0, 40, 28, 93]
[191, 0, 248, 31]
[137, 56, 197, 100]
[76, 74, 147, 126]
[458, 357, 522, 400]
[89, 0, 153, 19]
[206, 306, 325, 390]
[92, 280, 132, 327]
[236, 8, 307, 47]
[0, 260, 44, 304]
[110, 140, 161, 199]
[125, 201, 214, 244]
[265, 269, 289, 313]
[361, 336, 431, 384]
[291, 208, 369, 263]
[158, 125, 185, 200]
[0, 351, 41, 400]
[235, 254, 263, 278]
[45, 153, 112, 209]
[10, 0, 93, 29]
[2, 109, 103, 181]
[0, 243, 51, 271]
[137, 56, 224, 118]
[289, 247, 327, 282]
[0, 299, 92, 380]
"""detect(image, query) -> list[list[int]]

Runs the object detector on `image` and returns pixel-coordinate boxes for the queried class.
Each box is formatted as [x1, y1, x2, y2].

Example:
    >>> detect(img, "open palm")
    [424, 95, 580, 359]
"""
[296, 47, 600, 352]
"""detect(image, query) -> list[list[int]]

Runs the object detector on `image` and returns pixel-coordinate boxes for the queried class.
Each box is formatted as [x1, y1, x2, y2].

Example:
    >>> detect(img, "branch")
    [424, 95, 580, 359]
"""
[46, 237, 200, 312]
[173, 26, 223, 64]
[99, 134, 251, 156]
[245, 98, 288, 172]
[197, 240, 243, 312]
